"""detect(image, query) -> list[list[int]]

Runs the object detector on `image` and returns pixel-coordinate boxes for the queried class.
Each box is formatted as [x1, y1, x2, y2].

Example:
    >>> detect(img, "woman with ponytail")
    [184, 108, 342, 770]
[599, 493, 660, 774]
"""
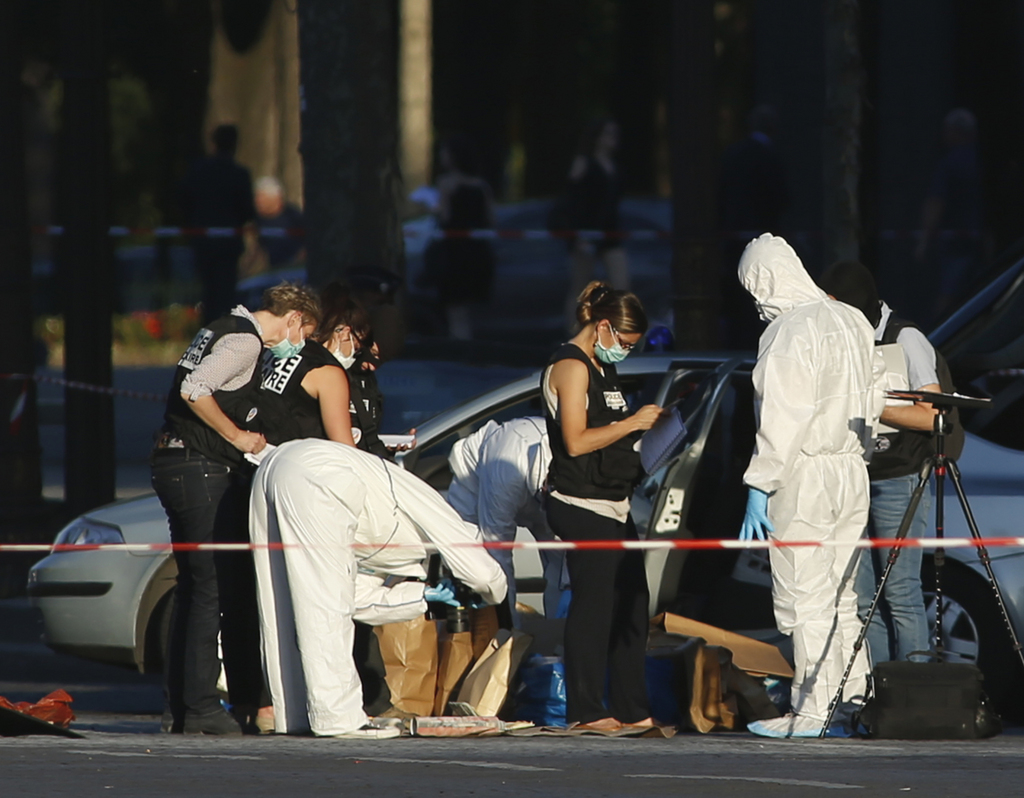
[542, 281, 662, 730]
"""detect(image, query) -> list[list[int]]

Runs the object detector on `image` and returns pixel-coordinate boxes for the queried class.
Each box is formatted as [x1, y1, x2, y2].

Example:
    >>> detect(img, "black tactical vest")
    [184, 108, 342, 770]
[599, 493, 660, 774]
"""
[543, 343, 642, 501]
[347, 360, 390, 459]
[870, 315, 964, 481]
[257, 339, 344, 446]
[162, 314, 263, 467]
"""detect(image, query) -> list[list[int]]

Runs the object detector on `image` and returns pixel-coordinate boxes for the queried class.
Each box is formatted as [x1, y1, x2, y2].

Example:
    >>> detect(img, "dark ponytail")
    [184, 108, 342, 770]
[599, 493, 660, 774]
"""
[575, 280, 648, 334]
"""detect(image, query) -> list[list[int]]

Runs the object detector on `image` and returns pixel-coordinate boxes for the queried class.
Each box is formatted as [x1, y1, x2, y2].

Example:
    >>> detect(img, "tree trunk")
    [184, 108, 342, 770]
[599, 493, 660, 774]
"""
[670, 0, 719, 350]
[0, 0, 43, 507]
[298, 0, 405, 286]
[431, 0, 515, 196]
[822, 0, 864, 266]
[207, 0, 303, 207]
[399, 0, 432, 193]
[57, 0, 115, 513]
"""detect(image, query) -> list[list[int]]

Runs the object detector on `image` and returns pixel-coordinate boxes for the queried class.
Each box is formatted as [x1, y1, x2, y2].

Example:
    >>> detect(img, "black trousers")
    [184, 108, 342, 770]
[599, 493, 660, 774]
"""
[546, 499, 650, 725]
[151, 449, 265, 719]
[353, 622, 391, 716]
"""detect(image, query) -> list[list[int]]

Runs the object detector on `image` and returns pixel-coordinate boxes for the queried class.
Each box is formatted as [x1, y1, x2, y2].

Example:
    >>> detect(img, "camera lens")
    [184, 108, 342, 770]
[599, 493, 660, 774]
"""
[446, 604, 470, 634]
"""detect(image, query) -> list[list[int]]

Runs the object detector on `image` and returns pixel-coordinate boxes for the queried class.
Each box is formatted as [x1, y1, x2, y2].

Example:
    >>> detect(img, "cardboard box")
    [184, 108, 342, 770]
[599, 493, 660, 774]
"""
[651, 613, 794, 678]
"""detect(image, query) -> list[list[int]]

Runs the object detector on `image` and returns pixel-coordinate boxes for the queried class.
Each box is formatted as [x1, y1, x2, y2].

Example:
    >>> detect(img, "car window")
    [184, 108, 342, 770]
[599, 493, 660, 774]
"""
[409, 393, 543, 490]
[959, 372, 1024, 450]
[660, 369, 715, 442]
[407, 369, 667, 491]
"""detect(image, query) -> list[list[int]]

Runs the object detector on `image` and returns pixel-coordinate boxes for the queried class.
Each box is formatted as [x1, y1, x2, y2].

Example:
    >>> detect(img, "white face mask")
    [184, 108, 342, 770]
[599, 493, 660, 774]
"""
[332, 336, 357, 369]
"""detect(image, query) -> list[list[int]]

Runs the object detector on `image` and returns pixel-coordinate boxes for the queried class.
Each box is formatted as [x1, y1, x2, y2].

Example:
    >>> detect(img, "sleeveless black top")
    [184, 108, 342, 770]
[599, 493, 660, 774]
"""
[257, 339, 344, 446]
[543, 344, 642, 501]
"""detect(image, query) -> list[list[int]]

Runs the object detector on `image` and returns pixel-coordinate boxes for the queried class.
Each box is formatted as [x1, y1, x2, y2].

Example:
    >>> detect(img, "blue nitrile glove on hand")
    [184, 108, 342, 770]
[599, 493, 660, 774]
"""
[424, 578, 460, 606]
[739, 488, 774, 541]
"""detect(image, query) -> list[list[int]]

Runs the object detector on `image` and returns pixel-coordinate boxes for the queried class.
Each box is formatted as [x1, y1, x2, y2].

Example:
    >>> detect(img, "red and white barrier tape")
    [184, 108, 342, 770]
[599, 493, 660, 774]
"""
[31, 225, 667, 241]
[31, 225, 984, 242]
[0, 373, 165, 403]
[4, 537, 1024, 555]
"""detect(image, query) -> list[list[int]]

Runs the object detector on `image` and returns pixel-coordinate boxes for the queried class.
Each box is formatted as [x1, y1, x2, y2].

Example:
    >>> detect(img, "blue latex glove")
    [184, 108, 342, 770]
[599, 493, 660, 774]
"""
[424, 578, 459, 607]
[739, 488, 774, 541]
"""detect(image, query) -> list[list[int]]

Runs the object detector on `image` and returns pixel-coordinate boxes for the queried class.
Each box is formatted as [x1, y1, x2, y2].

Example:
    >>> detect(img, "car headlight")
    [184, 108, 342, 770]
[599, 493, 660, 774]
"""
[52, 519, 125, 550]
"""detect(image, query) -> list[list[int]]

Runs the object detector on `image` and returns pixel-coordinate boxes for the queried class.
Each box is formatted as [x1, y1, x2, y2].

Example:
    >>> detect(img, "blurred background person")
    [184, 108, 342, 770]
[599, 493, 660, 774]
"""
[251, 176, 306, 274]
[558, 118, 629, 334]
[179, 124, 256, 324]
[916, 108, 984, 323]
[719, 105, 789, 350]
[423, 134, 496, 340]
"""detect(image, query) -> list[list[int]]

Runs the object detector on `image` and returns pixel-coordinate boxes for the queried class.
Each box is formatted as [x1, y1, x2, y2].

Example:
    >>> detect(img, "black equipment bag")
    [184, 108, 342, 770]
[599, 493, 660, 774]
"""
[860, 661, 1001, 739]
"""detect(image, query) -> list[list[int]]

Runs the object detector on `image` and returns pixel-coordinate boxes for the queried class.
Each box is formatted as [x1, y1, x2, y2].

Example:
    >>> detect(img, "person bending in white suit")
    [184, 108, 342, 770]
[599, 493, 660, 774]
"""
[447, 417, 564, 624]
[250, 438, 507, 739]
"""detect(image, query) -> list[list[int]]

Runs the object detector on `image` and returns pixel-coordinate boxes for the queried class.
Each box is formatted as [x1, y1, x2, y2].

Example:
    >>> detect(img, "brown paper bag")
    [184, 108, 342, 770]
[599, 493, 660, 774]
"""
[433, 631, 474, 715]
[432, 606, 504, 715]
[470, 606, 501, 660]
[456, 629, 533, 717]
[649, 635, 779, 733]
[375, 616, 438, 716]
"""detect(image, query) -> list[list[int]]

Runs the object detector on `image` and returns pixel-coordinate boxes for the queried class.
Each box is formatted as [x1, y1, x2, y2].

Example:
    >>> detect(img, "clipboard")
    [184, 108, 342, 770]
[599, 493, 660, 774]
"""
[640, 403, 688, 474]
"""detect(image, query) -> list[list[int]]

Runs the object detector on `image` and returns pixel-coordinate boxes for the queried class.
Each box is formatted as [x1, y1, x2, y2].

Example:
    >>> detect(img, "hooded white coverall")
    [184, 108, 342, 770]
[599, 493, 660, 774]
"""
[250, 439, 507, 737]
[739, 234, 886, 722]
[446, 418, 563, 620]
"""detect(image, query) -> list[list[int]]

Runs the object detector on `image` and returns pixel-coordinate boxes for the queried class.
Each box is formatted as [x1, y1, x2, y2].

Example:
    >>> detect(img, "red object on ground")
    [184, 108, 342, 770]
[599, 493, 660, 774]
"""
[0, 690, 75, 728]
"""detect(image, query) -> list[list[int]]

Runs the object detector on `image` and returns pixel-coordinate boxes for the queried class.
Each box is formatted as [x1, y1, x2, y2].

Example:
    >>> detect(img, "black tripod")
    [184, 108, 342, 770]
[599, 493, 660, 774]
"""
[820, 390, 1024, 737]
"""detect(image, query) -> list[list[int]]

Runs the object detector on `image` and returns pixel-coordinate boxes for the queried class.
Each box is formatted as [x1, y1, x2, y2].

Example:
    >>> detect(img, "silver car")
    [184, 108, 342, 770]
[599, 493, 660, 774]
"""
[27, 257, 1024, 718]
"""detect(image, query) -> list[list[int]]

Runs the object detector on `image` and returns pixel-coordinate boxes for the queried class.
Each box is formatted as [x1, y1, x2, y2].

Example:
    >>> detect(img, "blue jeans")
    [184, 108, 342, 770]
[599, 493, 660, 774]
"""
[855, 473, 932, 664]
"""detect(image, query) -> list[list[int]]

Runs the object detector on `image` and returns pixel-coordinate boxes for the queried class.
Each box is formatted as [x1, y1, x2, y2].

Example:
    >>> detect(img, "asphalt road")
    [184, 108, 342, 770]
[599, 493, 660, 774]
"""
[5, 598, 1024, 798]
[3, 720, 1024, 797]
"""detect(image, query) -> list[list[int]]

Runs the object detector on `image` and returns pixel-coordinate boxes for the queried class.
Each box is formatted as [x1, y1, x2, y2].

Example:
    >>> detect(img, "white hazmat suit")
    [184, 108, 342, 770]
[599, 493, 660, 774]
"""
[446, 418, 563, 620]
[739, 234, 886, 727]
[250, 439, 507, 737]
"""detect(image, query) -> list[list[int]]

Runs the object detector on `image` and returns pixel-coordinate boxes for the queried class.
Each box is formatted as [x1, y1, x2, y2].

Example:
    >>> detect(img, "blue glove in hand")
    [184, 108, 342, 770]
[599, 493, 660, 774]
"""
[424, 578, 460, 607]
[739, 488, 774, 542]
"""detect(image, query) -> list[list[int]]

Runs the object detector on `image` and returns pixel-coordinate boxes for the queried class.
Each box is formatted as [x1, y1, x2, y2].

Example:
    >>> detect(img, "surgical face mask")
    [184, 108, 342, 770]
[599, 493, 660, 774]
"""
[595, 324, 630, 364]
[269, 324, 305, 359]
[333, 341, 357, 369]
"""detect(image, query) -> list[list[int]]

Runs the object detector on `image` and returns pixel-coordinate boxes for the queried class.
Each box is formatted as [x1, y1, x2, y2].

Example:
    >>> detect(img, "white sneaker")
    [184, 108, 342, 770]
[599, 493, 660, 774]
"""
[747, 714, 843, 739]
[327, 725, 402, 740]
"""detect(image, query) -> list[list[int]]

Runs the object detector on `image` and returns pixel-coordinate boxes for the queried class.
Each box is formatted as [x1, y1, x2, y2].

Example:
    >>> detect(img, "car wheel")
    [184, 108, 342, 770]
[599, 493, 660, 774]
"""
[144, 588, 175, 674]
[922, 559, 1024, 721]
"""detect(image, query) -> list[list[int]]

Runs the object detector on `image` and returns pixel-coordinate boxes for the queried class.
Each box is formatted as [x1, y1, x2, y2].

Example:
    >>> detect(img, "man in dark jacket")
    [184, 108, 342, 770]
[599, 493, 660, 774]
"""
[820, 261, 948, 667]
[180, 124, 256, 324]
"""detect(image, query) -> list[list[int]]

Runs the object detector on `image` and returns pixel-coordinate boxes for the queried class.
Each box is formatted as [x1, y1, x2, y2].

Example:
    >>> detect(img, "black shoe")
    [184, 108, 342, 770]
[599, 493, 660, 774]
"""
[160, 710, 183, 734]
[229, 704, 263, 736]
[183, 709, 243, 736]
